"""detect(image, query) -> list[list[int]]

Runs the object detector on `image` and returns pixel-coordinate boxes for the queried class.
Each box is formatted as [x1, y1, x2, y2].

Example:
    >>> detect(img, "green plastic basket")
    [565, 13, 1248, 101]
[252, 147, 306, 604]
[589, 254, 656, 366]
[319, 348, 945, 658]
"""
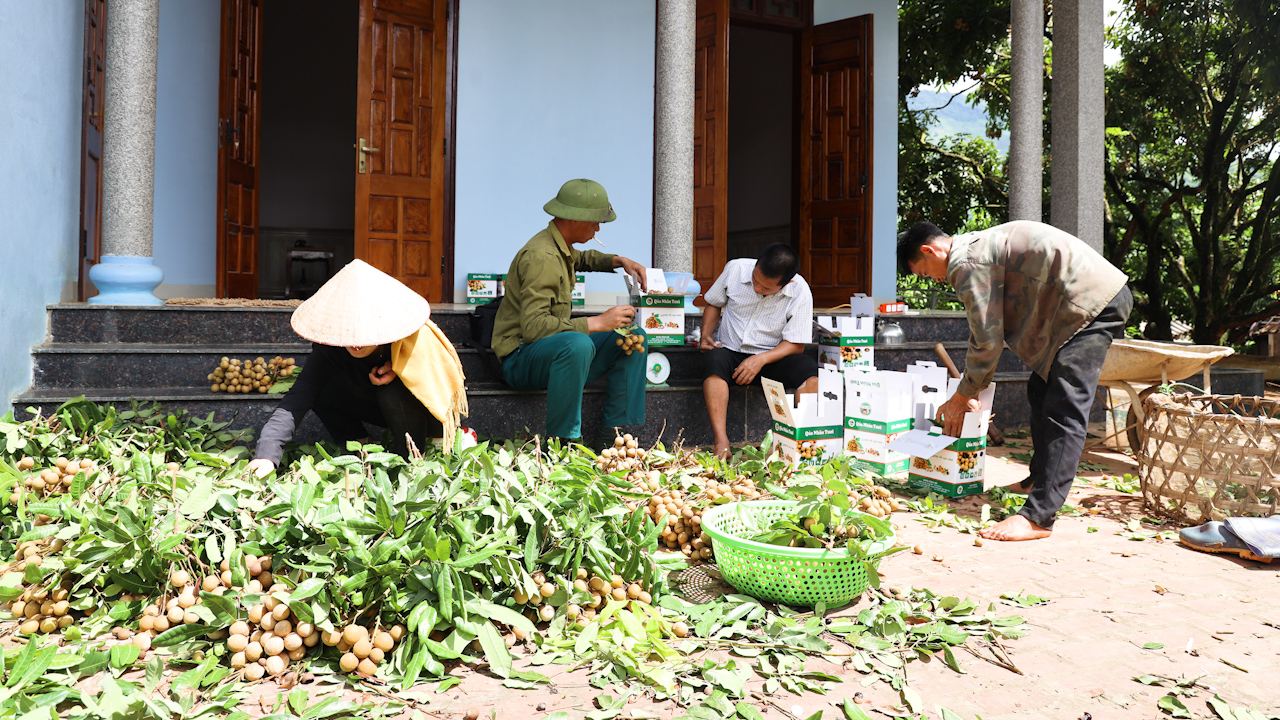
[700, 500, 897, 607]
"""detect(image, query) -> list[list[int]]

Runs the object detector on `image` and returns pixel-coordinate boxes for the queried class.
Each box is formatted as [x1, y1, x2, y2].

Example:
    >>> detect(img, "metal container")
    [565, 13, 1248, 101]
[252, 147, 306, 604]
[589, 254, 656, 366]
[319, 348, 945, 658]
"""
[875, 320, 905, 345]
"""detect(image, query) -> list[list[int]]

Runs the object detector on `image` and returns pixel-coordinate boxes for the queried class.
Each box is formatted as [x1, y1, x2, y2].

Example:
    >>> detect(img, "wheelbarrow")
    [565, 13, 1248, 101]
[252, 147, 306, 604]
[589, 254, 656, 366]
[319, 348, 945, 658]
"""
[1097, 339, 1235, 450]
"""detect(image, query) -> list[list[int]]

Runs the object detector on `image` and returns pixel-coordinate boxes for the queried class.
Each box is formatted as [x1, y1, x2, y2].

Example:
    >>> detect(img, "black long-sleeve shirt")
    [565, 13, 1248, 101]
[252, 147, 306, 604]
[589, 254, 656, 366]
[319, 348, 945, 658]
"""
[255, 343, 391, 464]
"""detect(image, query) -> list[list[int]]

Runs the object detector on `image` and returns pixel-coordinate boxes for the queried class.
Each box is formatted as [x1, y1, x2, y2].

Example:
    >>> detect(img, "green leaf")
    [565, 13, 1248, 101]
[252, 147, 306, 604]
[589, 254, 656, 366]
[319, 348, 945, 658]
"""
[109, 643, 141, 669]
[289, 578, 327, 601]
[1142, 642, 1165, 650]
[180, 476, 218, 517]
[153, 624, 213, 647]
[1158, 695, 1192, 718]
[737, 703, 768, 720]
[900, 686, 922, 714]
[937, 708, 967, 720]
[466, 599, 537, 634]
[476, 622, 512, 679]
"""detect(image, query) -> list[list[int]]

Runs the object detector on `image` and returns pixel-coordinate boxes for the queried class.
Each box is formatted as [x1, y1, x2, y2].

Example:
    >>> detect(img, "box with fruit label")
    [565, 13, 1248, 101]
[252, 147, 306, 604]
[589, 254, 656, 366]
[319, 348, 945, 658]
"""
[466, 273, 501, 305]
[843, 369, 915, 477]
[761, 367, 844, 469]
[632, 293, 685, 346]
[572, 274, 586, 306]
[816, 293, 876, 374]
[899, 363, 996, 498]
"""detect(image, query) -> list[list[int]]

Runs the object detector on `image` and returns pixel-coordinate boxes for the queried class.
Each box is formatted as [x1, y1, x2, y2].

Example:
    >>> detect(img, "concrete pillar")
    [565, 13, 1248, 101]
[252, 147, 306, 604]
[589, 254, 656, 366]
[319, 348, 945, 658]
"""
[652, 0, 695, 273]
[90, 0, 163, 304]
[1050, 0, 1105, 252]
[1008, 0, 1043, 222]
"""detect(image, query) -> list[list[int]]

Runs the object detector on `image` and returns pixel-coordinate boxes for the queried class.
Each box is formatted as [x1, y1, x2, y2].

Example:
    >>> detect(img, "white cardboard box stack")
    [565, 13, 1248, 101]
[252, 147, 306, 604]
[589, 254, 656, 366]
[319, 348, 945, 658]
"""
[762, 367, 844, 468]
[842, 369, 915, 478]
[816, 294, 876, 375]
[901, 361, 995, 498]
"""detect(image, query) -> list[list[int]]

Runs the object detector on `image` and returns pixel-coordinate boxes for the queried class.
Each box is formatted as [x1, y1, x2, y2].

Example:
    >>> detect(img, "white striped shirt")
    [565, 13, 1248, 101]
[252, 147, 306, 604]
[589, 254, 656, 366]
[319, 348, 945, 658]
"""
[704, 259, 813, 354]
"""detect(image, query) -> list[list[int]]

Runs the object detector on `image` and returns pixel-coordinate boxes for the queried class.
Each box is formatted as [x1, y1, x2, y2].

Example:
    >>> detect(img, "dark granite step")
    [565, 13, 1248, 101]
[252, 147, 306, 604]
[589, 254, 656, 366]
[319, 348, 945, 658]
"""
[31, 343, 313, 389]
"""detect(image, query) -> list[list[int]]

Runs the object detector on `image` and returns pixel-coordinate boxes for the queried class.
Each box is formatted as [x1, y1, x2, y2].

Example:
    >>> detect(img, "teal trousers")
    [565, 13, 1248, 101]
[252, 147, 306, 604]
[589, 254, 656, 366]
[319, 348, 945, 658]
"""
[501, 330, 647, 440]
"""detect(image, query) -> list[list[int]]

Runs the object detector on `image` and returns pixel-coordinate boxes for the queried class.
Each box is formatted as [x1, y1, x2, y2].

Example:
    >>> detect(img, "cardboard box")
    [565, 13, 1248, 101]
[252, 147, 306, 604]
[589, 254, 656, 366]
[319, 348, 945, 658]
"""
[899, 362, 996, 498]
[843, 369, 915, 477]
[572, 274, 585, 306]
[465, 273, 501, 305]
[762, 367, 845, 468]
[625, 268, 684, 346]
[816, 293, 876, 374]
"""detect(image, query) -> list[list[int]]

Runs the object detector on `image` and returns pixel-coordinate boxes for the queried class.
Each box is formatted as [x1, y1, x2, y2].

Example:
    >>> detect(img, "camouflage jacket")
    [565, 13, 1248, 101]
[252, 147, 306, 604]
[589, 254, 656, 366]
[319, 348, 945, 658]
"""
[492, 221, 615, 360]
[948, 221, 1128, 397]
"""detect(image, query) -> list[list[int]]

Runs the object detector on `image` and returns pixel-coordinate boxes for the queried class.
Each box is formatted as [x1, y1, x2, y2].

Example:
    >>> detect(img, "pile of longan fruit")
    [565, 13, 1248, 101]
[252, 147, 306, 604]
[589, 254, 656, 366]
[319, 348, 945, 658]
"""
[614, 332, 646, 356]
[8, 456, 97, 504]
[5, 538, 64, 574]
[322, 622, 405, 677]
[596, 433, 647, 473]
[3, 562, 77, 636]
[854, 485, 901, 518]
[510, 569, 653, 635]
[225, 596, 327, 680]
[209, 356, 296, 394]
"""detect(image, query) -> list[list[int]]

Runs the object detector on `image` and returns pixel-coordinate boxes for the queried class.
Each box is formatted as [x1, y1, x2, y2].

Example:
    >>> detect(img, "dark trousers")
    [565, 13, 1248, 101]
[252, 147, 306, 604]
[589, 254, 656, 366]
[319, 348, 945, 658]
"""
[1020, 286, 1133, 528]
[501, 329, 648, 440]
[702, 347, 820, 388]
[313, 373, 442, 457]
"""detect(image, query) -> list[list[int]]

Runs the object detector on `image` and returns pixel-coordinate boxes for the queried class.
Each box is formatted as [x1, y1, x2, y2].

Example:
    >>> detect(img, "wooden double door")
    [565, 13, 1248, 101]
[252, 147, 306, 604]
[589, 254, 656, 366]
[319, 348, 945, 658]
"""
[215, 0, 455, 301]
[692, 0, 873, 307]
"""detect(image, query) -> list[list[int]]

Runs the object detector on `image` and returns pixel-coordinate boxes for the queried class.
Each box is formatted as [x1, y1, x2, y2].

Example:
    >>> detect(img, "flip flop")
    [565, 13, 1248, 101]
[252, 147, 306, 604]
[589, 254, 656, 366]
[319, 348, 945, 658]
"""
[1179, 520, 1274, 563]
[1223, 515, 1280, 560]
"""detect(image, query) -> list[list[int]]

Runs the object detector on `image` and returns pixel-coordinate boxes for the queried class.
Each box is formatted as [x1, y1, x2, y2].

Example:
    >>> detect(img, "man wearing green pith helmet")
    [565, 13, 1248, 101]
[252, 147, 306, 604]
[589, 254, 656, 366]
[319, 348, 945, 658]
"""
[492, 179, 650, 446]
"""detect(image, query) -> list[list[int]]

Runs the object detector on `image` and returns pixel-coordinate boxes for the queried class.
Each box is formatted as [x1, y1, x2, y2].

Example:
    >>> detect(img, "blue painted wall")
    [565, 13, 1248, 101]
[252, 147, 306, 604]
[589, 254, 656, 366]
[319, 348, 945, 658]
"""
[453, 0, 657, 301]
[815, 0, 898, 301]
[0, 4, 83, 414]
[152, 0, 221, 294]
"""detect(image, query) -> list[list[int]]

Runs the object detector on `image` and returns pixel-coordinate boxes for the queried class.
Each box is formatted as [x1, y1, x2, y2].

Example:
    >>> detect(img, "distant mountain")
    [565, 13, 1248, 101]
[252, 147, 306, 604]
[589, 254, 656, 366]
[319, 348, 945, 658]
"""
[904, 89, 1009, 156]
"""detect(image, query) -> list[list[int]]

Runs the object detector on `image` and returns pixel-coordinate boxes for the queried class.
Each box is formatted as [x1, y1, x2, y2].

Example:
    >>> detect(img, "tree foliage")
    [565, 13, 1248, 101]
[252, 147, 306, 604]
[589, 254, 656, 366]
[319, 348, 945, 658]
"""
[1104, 0, 1280, 344]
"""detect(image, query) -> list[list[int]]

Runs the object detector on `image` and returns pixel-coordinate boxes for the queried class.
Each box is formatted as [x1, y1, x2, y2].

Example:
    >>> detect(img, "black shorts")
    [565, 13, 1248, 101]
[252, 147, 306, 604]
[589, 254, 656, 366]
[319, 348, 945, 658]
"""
[702, 347, 819, 388]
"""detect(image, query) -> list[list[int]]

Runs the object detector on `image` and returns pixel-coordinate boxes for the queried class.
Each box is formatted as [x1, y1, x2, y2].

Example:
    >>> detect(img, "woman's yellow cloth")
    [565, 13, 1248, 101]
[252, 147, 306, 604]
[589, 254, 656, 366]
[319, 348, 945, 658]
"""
[391, 320, 468, 453]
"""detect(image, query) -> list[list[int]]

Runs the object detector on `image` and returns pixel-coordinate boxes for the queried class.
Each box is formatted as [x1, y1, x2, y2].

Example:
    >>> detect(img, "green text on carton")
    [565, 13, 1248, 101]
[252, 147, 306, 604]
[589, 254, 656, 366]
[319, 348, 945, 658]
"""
[816, 293, 876, 373]
[900, 361, 996, 498]
[844, 369, 915, 477]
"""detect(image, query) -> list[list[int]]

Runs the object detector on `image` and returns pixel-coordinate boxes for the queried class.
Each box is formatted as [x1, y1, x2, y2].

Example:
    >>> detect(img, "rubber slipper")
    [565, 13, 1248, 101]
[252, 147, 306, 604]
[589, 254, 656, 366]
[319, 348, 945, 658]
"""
[1223, 515, 1280, 561]
[1179, 521, 1273, 563]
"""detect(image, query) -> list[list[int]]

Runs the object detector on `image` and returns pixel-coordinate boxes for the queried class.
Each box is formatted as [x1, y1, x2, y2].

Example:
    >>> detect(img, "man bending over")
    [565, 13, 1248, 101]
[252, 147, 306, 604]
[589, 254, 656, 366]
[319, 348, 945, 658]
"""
[898, 220, 1131, 541]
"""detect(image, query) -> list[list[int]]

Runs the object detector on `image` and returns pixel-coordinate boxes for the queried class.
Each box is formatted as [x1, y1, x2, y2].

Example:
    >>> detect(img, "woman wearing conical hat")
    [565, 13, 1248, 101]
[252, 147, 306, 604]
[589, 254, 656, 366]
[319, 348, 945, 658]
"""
[247, 260, 468, 478]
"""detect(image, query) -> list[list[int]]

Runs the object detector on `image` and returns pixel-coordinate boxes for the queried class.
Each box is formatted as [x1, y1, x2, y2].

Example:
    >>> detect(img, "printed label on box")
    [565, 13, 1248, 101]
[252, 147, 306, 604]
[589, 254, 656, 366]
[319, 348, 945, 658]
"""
[572, 274, 585, 306]
[762, 368, 844, 469]
[466, 273, 500, 303]
[633, 292, 684, 346]
[900, 362, 995, 497]
[815, 294, 877, 373]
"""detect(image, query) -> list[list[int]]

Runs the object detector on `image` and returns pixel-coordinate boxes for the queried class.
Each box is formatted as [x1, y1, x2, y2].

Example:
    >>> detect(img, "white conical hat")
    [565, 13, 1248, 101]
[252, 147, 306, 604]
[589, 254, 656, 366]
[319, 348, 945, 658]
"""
[290, 259, 430, 347]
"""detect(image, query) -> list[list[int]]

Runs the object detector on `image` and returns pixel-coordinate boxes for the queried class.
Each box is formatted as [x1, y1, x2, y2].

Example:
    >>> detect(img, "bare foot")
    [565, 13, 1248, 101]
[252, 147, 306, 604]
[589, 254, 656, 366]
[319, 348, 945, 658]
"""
[979, 514, 1052, 541]
[712, 440, 731, 460]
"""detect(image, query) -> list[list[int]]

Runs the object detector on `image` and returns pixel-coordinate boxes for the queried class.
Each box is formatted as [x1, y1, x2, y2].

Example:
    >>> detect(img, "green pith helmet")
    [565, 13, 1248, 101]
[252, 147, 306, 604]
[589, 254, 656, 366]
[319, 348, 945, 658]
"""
[543, 178, 617, 223]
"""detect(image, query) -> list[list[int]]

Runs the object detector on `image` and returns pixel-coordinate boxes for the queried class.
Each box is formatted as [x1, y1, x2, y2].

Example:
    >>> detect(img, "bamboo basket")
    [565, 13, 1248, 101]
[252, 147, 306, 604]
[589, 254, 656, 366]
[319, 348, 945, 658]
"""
[1136, 393, 1280, 523]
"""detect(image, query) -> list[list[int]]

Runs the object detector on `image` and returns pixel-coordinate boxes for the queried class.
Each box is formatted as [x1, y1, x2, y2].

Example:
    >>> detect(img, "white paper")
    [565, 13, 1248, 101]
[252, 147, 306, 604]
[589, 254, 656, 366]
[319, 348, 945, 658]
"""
[887, 428, 958, 458]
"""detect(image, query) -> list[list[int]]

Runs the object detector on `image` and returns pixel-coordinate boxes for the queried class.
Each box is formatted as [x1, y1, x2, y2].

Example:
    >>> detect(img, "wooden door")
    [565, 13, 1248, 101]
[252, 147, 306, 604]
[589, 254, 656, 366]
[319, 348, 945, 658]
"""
[216, 0, 262, 298]
[799, 15, 872, 307]
[692, 0, 729, 303]
[354, 0, 449, 301]
[78, 0, 107, 301]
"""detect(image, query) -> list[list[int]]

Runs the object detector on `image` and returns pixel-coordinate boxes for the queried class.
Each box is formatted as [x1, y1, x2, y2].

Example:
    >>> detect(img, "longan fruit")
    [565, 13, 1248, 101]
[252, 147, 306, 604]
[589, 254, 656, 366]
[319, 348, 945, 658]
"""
[672, 622, 690, 637]
[357, 658, 377, 676]
[340, 653, 359, 672]
[271, 603, 290, 621]
[265, 655, 286, 676]
[182, 610, 199, 625]
[58, 615, 74, 629]
[221, 570, 234, 587]
[167, 606, 185, 624]
[538, 605, 555, 622]
[259, 614, 276, 632]
[170, 570, 190, 587]
[303, 632, 320, 647]
[539, 582, 555, 598]
[258, 572, 274, 588]
[373, 631, 394, 652]
[18, 619, 39, 635]
[294, 622, 314, 638]
[389, 624, 406, 642]
[283, 633, 303, 652]
[230, 620, 250, 636]
[611, 588, 627, 602]
[243, 663, 265, 680]
[202, 575, 221, 592]
[244, 641, 263, 662]
[289, 646, 306, 661]
[152, 615, 171, 632]
[227, 634, 249, 652]
[369, 647, 385, 663]
[273, 620, 293, 637]
[343, 624, 366, 646]
[322, 630, 342, 646]
[40, 617, 59, 633]
[262, 635, 285, 657]
[133, 633, 152, 651]
[247, 604, 264, 623]
[626, 583, 641, 600]
[139, 615, 156, 632]
[353, 638, 373, 659]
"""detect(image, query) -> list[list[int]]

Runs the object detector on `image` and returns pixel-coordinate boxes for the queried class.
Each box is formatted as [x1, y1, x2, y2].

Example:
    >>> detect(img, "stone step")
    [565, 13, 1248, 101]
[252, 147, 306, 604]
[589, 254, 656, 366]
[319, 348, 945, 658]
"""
[14, 371, 1039, 447]
[31, 343, 314, 389]
[29, 338, 1028, 391]
[47, 304, 972, 347]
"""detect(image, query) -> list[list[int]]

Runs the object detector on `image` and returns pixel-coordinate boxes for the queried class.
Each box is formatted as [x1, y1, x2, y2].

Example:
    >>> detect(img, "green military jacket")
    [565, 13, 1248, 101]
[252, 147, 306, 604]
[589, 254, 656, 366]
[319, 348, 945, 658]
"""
[492, 221, 616, 360]
[948, 221, 1129, 397]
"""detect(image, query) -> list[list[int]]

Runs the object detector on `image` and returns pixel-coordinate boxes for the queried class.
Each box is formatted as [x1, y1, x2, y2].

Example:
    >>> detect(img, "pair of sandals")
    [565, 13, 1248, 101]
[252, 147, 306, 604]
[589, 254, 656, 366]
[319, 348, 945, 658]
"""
[1179, 515, 1280, 563]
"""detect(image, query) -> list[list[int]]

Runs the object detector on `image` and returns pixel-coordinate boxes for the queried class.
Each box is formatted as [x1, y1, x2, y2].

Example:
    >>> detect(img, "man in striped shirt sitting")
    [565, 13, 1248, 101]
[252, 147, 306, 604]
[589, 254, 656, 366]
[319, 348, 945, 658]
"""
[700, 243, 819, 458]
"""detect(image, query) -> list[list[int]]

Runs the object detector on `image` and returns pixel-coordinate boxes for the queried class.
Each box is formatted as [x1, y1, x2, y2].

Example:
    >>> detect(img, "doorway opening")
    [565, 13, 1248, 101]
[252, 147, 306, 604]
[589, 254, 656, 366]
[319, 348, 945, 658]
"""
[258, 0, 358, 299]
[726, 24, 796, 262]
